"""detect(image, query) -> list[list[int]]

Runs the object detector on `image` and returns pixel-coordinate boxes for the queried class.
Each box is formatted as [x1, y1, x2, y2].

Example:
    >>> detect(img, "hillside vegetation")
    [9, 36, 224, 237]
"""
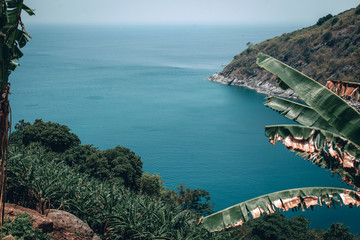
[5, 119, 356, 239]
[221, 4, 360, 86]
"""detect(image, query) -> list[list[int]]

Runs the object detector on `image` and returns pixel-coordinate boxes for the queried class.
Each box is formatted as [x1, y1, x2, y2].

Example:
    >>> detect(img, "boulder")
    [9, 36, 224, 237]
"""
[46, 209, 100, 240]
[3, 236, 15, 240]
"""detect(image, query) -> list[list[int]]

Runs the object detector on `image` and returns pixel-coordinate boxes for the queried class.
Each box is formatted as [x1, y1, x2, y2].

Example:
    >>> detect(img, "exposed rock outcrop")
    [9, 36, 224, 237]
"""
[4, 203, 54, 233]
[46, 209, 100, 240]
[207, 73, 299, 100]
[4, 203, 100, 240]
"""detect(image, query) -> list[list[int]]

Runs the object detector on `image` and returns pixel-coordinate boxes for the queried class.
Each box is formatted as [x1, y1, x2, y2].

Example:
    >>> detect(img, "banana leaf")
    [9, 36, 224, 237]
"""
[257, 53, 360, 147]
[265, 96, 338, 134]
[201, 187, 360, 232]
[0, 0, 33, 91]
[266, 124, 360, 190]
[21, 3, 34, 16]
[5, 0, 25, 45]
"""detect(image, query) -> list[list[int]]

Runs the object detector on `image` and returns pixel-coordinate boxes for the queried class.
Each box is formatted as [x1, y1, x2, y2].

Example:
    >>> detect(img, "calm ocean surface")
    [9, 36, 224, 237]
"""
[10, 24, 360, 232]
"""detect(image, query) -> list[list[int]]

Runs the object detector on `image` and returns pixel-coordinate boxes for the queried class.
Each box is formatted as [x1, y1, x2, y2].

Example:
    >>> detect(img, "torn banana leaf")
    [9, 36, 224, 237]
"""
[266, 125, 360, 190]
[257, 53, 360, 147]
[5, 1, 25, 45]
[265, 96, 338, 134]
[201, 187, 360, 232]
[0, 0, 33, 91]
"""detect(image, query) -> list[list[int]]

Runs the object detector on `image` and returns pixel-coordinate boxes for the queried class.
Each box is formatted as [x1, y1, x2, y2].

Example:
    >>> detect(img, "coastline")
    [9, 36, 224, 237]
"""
[207, 73, 299, 100]
[207, 73, 360, 110]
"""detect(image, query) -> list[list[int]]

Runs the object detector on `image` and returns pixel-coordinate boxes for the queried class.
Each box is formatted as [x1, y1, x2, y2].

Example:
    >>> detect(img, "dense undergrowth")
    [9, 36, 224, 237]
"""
[5, 120, 357, 239]
[7, 143, 216, 239]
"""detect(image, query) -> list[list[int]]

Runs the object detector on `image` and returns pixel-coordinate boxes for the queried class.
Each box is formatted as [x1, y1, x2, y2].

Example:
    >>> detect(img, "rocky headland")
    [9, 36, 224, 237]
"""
[208, 4, 360, 109]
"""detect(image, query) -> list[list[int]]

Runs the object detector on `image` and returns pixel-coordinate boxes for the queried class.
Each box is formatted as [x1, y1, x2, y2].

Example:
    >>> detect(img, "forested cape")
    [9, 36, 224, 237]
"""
[220, 4, 360, 88]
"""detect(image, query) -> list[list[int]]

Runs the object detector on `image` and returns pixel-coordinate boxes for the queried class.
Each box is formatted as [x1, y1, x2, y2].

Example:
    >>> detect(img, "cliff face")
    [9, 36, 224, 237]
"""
[209, 4, 360, 101]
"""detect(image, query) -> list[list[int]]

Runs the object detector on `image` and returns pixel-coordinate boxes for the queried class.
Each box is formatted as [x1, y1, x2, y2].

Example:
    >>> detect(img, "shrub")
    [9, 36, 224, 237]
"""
[331, 17, 339, 26]
[327, 39, 337, 47]
[346, 46, 358, 56]
[317, 14, 333, 26]
[283, 51, 292, 62]
[139, 172, 164, 196]
[323, 31, 332, 41]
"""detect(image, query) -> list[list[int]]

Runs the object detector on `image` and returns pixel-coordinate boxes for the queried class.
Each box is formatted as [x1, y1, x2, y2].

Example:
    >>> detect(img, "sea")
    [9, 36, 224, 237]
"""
[9, 24, 360, 232]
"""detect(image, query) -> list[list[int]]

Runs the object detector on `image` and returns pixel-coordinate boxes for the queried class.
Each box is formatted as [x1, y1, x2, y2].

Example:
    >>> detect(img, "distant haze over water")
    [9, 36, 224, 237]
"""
[11, 24, 360, 232]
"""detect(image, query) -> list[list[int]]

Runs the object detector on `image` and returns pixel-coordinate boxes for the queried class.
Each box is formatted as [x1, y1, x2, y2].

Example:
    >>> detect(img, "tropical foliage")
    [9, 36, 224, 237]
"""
[0, 0, 34, 91]
[3, 2, 358, 238]
[6, 143, 221, 239]
[201, 53, 360, 232]
[0, 0, 33, 230]
[6, 120, 219, 238]
[7, 133, 354, 239]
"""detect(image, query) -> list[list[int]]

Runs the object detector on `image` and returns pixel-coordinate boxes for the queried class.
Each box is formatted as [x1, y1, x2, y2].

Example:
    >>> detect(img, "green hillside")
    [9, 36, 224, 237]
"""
[220, 4, 360, 86]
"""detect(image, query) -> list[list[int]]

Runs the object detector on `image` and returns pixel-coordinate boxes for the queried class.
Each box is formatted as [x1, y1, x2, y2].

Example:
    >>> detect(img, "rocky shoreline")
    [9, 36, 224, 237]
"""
[207, 73, 360, 110]
[207, 73, 299, 100]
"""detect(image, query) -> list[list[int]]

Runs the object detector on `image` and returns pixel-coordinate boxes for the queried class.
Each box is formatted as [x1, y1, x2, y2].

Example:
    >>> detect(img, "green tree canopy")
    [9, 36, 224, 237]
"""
[11, 119, 81, 152]
[139, 172, 164, 196]
[323, 223, 354, 240]
[84, 146, 143, 190]
[162, 184, 214, 216]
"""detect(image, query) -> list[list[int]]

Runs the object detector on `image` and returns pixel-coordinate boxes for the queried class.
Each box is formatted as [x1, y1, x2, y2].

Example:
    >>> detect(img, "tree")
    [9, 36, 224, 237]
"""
[246, 212, 316, 240]
[323, 223, 354, 240]
[162, 184, 214, 215]
[11, 119, 81, 152]
[62, 144, 98, 167]
[83, 146, 143, 190]
[201, 53, 360, 232]
[0, 0, 33, 229]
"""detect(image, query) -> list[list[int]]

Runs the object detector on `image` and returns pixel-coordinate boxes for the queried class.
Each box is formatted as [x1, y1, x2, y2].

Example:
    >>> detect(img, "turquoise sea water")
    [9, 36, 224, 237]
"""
[10, 24, 360, 232]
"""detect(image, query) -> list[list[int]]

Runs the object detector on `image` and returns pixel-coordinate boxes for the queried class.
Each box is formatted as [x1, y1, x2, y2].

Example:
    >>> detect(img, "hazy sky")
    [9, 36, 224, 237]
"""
[22, 0, 359, 25]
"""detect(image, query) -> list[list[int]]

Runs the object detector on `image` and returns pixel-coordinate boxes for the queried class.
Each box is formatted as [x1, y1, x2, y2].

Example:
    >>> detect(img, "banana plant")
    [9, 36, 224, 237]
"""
[201, 53, 360, 232]
[0, 0, 33, 228]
